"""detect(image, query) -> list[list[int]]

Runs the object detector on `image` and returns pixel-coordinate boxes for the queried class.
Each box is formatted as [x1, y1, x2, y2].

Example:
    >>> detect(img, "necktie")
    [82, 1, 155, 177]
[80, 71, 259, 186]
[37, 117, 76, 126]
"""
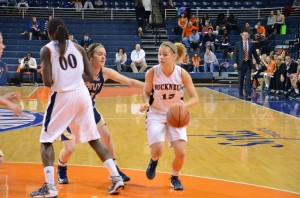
[244, 42, 248, 61]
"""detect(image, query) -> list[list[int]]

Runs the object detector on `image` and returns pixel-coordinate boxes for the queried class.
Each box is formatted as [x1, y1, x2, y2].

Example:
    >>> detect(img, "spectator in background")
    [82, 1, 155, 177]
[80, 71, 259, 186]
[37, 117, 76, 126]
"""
[176, 12, 188, 34]
[251, 33, 264, 49]
[69, 34, 78, 43]
[182, 22, 195, 48]
[251, 58, 262, 89]
[189, 13, 197, 24]
[226, 13, 240, 34]
[193, 17, 200, 33]
[286, 58, 300, 98]
[216, 13, 226, 35]
[28, 17, 41, 40]
[202, 28, 216, 52]
[164, 0, 175, 9]
[255, 21, 266, 39]
[135, 0, 147, 36]
[41, 15, 53, 40]
[201, 13, 209, 28]
[269, 55, 286, 95]
[80, 33, 93, 50]
[181, 53, 190, 71]
[219, 29, 231, 59]
[267, 11, 275, 36]
[115, 48, 127, 72]
[94, 0, 104, 8]
[201, 20, 213, 36]
[189, 29, 200, 53]
[204, 47, 218, 73]
[274, 9, 285, 34]
[243, 22, 253, 37]
[262, 56, 276, 90]
[284, 55, 298, 93]
[71, 0, 82, 11]
[192, 52, 201, 73]
[143, 0, 152, 25]
[19, 52, 38, 87]
[130, 44, 148, 73]
[84, 0, 94, 9]
[17, 0, 29, 13]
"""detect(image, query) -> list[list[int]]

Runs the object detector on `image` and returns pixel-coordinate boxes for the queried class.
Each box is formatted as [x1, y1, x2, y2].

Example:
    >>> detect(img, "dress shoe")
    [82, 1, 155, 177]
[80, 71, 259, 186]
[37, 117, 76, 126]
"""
[246, 96, 251, 101]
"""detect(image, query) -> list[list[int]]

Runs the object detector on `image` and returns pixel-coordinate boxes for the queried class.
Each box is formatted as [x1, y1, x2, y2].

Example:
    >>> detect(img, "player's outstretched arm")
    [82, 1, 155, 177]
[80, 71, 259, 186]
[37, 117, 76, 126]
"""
[102, 67, 144, 88]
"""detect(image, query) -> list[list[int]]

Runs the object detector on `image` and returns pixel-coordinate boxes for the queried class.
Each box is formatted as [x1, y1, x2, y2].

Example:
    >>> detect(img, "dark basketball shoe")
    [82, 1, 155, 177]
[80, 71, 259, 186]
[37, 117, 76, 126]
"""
[116, 165, 131, 182]
[170, 176, 184, 190]
[109, 176, 125, 195]
[30, 183, 58, 197]
[57, 165, 69, 184]
[146, 158, 158, 180]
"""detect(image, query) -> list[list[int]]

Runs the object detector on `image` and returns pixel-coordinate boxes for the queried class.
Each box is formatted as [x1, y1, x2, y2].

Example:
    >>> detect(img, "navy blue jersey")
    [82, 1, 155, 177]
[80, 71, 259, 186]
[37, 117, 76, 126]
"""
[86, 68, 104, 103]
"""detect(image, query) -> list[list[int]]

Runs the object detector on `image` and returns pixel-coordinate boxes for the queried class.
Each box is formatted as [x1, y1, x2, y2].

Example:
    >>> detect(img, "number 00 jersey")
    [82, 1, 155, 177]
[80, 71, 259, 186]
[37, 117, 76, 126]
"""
[44, 40, 85, 92]
[148, 64, 184, 114]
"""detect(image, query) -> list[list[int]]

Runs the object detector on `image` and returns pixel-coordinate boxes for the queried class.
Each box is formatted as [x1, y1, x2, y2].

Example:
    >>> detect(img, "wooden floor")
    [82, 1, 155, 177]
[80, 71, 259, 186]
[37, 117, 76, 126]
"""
[0, 86, 299, 198]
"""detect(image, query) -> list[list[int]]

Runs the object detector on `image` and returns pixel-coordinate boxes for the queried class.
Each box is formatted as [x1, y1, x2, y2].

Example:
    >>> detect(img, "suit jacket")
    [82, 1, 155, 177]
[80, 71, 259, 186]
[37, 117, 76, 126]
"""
[232, 40, 260, 69]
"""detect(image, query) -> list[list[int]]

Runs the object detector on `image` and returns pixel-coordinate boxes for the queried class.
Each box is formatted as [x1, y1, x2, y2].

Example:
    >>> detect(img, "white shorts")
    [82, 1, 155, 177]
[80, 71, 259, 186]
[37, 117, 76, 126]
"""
[40, 86, 100, 143]
[146, 111, 187, 147]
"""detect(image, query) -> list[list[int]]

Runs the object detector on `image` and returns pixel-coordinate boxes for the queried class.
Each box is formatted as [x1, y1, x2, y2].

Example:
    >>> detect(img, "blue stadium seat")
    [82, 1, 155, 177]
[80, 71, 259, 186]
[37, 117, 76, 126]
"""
[253, 1, 263, 7]
[211, 2, 220, 7]
[124, 1, 135, 9]
[182, 1, 191, 7]
[172, 1, 182, 7]
[201, 1, 211, 7]
[28, 0, 39, 7]
[51, 0, 62, 8]
[40, 0, 50, 7]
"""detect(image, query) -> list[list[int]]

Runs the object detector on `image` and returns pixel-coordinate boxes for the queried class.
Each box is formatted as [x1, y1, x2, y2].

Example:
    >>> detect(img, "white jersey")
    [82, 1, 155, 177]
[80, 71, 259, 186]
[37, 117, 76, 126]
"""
[148, 64, 184, 114]
[44, 40, 85, 92]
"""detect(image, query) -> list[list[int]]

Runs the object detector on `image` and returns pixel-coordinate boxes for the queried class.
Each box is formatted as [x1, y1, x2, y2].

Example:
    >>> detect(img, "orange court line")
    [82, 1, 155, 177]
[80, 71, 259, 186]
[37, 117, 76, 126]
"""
[0, 163, 299, 198]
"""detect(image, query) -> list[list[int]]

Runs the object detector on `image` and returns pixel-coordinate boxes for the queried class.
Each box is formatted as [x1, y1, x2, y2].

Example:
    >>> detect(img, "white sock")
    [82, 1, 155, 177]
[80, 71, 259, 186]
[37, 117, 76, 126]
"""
[295, 88, 299, 94]
[58, 159, 67, 167]
[104, 159, 119, 177]
[151, 157, 159, 161]
[44, 166, 55, 186]
[113, 158, 118, 166]
[171, 170, 180, 177]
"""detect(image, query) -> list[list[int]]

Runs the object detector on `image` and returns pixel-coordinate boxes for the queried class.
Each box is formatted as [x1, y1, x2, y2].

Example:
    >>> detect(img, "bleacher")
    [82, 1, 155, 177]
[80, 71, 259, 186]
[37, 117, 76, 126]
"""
[0, 16, 141, 84]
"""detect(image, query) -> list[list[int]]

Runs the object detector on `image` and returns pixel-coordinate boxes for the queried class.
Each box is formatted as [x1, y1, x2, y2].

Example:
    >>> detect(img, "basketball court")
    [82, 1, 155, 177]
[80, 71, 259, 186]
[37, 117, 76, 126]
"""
[0, 85, 299, 198]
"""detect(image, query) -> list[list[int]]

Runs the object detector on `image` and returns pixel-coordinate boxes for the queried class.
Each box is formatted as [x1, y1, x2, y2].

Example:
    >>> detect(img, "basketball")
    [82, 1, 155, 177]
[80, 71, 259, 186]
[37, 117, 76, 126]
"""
[166, 104, 190, 128]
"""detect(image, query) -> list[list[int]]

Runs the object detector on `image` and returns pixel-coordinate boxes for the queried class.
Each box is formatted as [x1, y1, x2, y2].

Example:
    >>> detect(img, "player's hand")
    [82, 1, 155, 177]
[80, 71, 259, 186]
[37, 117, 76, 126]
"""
[140, 103, 149, 113]
[4, 92, 20, 101]
[233, 63, 237, 69]
[7, 103, 22, 116]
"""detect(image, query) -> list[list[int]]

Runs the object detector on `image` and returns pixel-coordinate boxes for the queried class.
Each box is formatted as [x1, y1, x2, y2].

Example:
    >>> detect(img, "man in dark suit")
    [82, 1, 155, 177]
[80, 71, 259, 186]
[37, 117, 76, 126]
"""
[233, 31, 260, 100]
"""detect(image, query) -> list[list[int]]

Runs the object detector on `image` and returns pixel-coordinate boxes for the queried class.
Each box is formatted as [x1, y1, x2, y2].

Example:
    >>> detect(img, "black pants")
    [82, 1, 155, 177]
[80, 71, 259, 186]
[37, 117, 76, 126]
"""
[20, 68, 37, 83]
[238, 61, 251, 97]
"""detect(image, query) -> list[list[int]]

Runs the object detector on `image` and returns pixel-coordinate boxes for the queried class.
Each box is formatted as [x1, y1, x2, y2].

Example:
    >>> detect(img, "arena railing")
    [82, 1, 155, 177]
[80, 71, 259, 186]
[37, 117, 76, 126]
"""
[0, 7, 136, 19]
[164, 7, 300, 20]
